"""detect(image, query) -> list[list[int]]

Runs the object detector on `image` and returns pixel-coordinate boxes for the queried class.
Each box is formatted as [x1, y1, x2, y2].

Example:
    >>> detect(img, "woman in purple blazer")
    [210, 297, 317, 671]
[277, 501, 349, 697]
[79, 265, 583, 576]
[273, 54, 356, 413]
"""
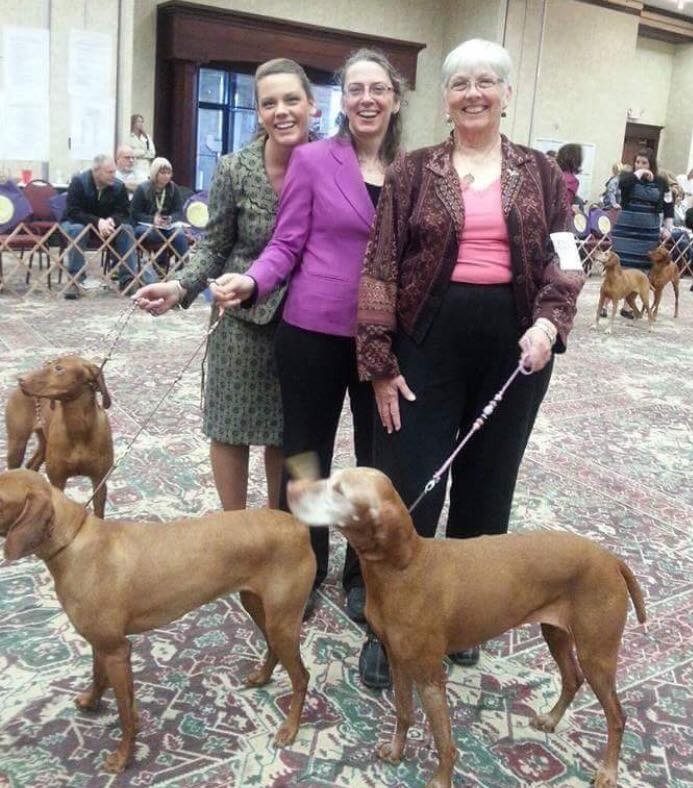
[211, 49, 405, 618]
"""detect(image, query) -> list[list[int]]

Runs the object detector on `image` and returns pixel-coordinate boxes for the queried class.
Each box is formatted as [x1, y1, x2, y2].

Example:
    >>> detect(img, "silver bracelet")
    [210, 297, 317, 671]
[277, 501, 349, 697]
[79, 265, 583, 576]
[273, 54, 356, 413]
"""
[533, 318, 557, 347]
[174, 279, 186, 302]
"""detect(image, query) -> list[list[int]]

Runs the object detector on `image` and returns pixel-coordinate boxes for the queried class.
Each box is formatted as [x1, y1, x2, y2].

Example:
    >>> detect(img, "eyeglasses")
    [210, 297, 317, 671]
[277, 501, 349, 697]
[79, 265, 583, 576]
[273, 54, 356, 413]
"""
[345, 82, 394, 99]
[449, 77, 503, 93]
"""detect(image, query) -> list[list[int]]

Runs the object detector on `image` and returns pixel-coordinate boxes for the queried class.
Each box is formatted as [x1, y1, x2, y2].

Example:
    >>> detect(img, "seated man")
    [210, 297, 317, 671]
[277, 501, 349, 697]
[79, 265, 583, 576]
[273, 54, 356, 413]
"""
[61, 154, 151, 299]
[115, 144, 140, 194]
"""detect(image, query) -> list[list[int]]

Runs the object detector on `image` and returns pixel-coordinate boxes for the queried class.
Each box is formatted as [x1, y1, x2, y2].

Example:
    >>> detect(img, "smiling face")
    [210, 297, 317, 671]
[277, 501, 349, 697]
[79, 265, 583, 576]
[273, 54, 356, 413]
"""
[445, 67, 510, 137]
[256, 72, 313, 149]
[341, 60, 400, 146]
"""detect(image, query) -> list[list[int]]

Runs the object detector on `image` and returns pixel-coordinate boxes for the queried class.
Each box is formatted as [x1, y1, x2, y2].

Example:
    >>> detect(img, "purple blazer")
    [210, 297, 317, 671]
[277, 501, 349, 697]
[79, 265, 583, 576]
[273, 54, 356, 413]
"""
[247, 136, 376, 337]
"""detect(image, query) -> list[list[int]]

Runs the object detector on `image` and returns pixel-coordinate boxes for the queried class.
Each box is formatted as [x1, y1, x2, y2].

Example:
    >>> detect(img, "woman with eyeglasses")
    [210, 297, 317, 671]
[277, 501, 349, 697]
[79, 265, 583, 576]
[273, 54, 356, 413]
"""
[130, 157, 189, 268]
[355, 39, 584, 685]
[211, 49, 405, 627]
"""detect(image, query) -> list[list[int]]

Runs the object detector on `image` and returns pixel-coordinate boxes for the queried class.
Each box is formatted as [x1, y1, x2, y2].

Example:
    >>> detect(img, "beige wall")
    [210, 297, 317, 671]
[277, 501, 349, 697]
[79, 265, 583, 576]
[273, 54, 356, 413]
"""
[1, 0, 691, 193]
[131, 0, 451, 155]
[661, 43, 693, 175]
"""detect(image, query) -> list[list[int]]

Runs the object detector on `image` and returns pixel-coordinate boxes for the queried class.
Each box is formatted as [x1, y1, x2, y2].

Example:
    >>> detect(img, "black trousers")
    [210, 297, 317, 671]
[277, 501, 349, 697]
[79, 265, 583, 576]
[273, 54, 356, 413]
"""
[275, 320, 374, 590]
[371, 283, 553, 548]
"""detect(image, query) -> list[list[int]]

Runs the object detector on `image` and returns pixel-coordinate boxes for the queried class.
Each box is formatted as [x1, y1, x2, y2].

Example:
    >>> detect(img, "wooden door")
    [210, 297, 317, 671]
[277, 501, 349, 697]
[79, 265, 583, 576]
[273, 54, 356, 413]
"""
[622, 123, 662, 167]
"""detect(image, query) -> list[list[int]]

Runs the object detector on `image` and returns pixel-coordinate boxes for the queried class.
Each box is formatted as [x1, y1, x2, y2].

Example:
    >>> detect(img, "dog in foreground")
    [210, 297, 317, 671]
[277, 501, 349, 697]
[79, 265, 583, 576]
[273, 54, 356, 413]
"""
[0, 469, 315, 772]
[5, 355, 113, 518]
[647, 244, 679, 320]
[288, 467, 646, 788]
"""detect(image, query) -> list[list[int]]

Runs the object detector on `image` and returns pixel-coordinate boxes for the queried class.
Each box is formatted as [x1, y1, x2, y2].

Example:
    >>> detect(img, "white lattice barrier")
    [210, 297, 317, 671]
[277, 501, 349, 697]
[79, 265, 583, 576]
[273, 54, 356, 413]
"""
[0, 222, 194, 297]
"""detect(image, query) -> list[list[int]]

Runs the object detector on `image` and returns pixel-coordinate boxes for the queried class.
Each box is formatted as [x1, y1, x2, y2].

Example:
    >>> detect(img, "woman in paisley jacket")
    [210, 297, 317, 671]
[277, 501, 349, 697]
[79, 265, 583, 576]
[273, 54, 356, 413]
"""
[355, 39, 584, 682]
[133, 59, 315, 510]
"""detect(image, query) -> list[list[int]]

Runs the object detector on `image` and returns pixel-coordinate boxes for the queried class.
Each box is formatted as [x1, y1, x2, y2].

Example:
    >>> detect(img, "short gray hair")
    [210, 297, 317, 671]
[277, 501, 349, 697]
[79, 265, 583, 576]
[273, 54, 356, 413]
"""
[92, 154, 114, 169]
[441, 39, 513, 89]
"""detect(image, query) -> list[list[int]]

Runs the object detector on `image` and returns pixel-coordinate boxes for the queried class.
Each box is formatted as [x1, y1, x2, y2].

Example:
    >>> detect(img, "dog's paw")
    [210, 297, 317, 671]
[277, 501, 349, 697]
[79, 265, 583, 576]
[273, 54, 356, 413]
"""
[273, 720, 298, 747]
[591, 764, 618, 787]
[244, 665, 273, 687]
[377, 740, 404, 763]
[104, 747, 131, 773]
[530, 712, 557, 732]
[75, 692, 102, 713]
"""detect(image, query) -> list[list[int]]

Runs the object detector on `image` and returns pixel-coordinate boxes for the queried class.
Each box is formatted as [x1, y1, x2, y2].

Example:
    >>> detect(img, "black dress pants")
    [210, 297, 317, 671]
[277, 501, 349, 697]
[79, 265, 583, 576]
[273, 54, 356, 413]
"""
[275, 320, 374, 589]
[371, 283, 553, 547]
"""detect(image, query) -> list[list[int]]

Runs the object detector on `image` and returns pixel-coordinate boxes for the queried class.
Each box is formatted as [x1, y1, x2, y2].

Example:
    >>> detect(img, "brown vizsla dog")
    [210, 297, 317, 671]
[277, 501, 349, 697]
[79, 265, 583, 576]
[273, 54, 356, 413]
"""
[4, 355, 113, 518]
[0, 469, 315, 773]
[593, 250, 653, 334]
[647, 244, 679, 320]
[287, 467, 646, 788]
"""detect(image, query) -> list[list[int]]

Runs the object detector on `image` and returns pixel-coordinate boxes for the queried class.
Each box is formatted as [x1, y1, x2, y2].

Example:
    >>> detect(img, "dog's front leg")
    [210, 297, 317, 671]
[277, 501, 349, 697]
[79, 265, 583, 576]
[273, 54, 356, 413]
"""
[415, 665, 456, 788]
[75, 647, 109, 712]
[102, 640, 138, 773]
[377, 656, 413, 763]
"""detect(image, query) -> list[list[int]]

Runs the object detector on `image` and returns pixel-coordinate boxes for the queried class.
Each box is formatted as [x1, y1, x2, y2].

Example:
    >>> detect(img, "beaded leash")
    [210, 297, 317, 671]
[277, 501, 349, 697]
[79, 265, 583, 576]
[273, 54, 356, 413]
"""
[407, 360, 533, 514]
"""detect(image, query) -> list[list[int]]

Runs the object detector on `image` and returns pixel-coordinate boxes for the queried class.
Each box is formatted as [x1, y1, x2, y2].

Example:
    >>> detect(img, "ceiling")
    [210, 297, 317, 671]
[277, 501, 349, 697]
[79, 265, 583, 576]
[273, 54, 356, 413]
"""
[644, 0, 693, 20]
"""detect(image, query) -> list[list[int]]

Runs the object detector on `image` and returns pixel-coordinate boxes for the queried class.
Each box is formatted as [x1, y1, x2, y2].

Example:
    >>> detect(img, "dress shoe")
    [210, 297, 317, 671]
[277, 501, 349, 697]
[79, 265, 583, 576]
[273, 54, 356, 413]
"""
[302, 589, 318, 621]
[599, 307, 607, 318]
[63, 284, 80, 300]
[448, 646, 480, 666]
[345, 585, 366, 623]
[619, 308, 634, 320]
[359, 631, 391, 689]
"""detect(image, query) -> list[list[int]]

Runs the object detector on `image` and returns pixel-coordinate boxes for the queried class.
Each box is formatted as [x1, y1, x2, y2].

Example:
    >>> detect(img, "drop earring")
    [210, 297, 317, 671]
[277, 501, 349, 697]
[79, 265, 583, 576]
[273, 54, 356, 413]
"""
[445, 112, 452, 124]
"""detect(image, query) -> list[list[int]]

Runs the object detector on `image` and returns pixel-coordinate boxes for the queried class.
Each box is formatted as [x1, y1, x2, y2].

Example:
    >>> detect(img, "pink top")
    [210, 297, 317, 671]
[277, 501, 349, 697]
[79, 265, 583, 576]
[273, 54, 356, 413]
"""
[452, 179, 512, 284]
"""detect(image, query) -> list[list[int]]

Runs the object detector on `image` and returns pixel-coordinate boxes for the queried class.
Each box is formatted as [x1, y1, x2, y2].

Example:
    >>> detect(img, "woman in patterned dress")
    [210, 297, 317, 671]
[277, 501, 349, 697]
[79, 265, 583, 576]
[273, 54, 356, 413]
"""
[133, 59, 315, 510]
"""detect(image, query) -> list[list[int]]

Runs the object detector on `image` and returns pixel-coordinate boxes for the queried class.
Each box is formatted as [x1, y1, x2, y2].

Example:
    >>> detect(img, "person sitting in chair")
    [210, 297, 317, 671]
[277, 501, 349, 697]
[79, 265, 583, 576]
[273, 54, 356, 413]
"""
[114, 145, 141, 194]
[61, 154, 146, 299]
[131, 157, 189, 273]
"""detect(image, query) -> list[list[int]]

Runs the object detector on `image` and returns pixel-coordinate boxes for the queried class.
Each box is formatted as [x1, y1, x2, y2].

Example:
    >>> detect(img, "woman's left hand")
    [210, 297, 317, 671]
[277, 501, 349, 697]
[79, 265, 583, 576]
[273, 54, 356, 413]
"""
[660, 227, 672, 241]
[518, 327, 553, 373]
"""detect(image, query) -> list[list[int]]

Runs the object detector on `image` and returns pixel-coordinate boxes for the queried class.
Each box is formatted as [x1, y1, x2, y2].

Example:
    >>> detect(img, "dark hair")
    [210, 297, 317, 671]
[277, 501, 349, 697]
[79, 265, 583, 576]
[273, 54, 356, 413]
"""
[685, 206, 693, 231]
[556, 144, 582, 174]
[633, 147, 658, 176]
[254, 58, 314, 104]
[336, 48, 407, 165]
[130, 114, 144, 133]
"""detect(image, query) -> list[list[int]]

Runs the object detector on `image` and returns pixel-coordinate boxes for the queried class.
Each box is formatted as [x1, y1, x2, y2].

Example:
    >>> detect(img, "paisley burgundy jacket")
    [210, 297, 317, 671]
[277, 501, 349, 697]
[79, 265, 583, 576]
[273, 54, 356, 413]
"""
[356, 134, 585, 380]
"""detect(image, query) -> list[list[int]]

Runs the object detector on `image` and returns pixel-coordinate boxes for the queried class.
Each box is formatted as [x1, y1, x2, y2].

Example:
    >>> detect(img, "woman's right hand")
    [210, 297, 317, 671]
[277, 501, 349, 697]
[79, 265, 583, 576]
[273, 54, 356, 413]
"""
[209, 273, 255, 312]
[132, 281, 181, 315]
[373, 375, 416, 434]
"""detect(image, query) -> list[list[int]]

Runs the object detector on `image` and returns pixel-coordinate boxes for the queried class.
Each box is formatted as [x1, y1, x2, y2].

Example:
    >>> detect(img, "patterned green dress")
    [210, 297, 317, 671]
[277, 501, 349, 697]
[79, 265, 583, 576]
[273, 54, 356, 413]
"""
[177, 137, 286, 446]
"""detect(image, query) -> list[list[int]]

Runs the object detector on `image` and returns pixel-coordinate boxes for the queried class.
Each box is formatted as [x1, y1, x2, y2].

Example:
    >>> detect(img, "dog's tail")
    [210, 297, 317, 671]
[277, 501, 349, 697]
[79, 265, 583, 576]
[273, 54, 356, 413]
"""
[619, 560, 646, 623]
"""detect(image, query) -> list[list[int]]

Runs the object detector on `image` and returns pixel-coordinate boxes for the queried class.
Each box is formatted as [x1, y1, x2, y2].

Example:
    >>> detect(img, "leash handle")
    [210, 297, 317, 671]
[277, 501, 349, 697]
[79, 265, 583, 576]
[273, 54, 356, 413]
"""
[407, 361, 531, 514]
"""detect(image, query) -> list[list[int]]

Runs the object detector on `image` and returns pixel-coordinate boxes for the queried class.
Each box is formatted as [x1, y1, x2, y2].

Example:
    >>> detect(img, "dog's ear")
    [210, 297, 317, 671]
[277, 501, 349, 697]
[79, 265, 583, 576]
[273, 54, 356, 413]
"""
[88, 363, 111, 410]
[4, 488, 55, 561]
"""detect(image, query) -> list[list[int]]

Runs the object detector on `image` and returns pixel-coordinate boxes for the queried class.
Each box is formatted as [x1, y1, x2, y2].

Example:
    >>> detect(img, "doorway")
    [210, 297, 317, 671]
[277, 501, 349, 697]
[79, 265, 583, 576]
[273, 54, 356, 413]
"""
[622, 122, 662, 166]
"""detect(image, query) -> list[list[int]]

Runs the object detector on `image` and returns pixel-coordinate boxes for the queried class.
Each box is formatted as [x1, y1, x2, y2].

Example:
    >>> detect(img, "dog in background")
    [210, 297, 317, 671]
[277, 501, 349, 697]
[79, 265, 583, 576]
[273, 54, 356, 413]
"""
[647, 244, 679, 320]
[593, 250, 653, 334]
[4, 355, 113, 517]
[288, 467, 646, 788]
[0, 469, 316, 772]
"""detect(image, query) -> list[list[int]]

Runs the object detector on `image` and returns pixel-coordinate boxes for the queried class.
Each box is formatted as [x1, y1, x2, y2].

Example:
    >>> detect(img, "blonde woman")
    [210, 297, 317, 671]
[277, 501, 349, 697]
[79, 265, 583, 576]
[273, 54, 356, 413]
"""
[129, 114, 156, 181]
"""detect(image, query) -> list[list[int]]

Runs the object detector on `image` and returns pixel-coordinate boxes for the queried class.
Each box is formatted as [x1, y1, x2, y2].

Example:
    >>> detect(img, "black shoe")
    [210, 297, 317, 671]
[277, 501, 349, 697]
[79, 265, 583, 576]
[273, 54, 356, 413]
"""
[619, 308, 634, 320]
[63, 284, 80, 300]
[302, 589, 318, 621]
[359, 633, 391, 690]
[599, 307, 608, 318]
[448, 646, 480, 667]
[118, 277, 134, 294]
[345, 585, 366, 623]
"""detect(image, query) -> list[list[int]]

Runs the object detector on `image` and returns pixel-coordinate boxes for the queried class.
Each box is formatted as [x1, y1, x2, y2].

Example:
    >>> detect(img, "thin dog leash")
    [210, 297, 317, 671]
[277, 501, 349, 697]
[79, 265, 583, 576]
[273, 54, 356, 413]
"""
[84, 312, 223, 511]
[407, 360, 533, 514]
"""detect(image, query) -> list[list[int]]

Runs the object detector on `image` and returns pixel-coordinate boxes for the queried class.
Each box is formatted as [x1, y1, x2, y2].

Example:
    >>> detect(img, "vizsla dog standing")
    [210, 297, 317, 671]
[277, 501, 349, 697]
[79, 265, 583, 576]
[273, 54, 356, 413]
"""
[647, 244, 679, 320]
[593, 250, 653, 334]
[288, 467, 646, 788]
[5, 355, 113, 517]
[0, 469, 315, 773]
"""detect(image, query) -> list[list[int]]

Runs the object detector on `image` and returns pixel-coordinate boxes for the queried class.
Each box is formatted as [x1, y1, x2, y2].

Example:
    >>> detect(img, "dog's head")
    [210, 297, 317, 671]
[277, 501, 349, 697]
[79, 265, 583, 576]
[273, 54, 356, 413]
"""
[18, 356, 111, 408]
[596, 249, 619, 269]
[287, 467, 415, 565]
[0, 469, 55, 561]
[647, 245, 671, 267]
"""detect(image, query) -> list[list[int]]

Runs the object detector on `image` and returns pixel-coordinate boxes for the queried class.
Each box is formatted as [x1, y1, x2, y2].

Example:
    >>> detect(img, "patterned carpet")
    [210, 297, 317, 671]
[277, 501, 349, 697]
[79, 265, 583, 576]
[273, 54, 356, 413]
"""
[0, 278, 691, 787]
